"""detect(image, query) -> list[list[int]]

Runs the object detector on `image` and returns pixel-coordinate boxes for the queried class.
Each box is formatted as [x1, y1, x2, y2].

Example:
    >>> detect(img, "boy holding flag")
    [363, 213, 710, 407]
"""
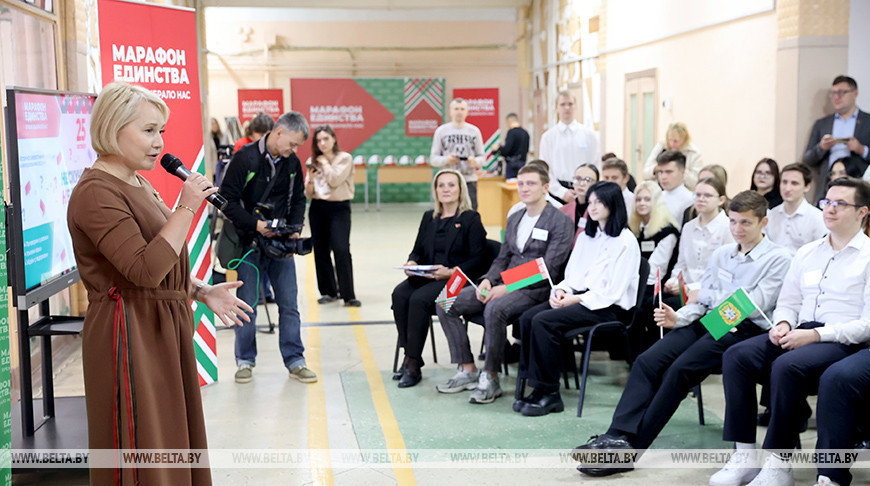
[435, 164, 573, 404]
[574, 191, 791, 476]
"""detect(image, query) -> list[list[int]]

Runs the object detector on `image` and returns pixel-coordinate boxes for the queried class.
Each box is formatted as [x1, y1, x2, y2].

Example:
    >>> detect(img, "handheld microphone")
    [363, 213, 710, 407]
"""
[160, 153, 228, 210]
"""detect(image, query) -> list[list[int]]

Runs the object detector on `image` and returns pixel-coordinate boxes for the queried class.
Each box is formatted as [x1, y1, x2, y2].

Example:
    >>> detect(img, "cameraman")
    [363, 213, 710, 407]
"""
[220, 111, 317, 385]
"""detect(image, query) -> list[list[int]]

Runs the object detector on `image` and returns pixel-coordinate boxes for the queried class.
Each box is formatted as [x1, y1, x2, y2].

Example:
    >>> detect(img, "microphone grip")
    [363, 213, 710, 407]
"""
[207, 192, 228, 210]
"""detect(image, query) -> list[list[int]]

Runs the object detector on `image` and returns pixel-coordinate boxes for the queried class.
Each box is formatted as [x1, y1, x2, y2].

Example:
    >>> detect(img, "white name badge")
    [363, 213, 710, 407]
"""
[577, 217, 587, 229]
[532, 228, 549, 241]
[802, 269, 823, 287]
[641, 241, 655, 252]
[718, 268, 734, 283]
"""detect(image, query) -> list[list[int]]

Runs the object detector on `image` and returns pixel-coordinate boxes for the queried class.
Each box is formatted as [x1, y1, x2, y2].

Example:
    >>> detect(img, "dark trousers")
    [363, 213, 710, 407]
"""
[722, 325, 855, 450]
[309, 199, 355, 300]
[816, 350, 870, 486]
[608, 320, 762, 449]
[467, 181, 478, 210]
[391, 278, 445, 361]
[525, 302, 622, 393]
[435, 285, 540, 369]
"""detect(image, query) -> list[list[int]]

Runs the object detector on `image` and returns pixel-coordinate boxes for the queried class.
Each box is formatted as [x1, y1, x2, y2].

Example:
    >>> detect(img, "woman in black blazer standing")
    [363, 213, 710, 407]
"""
[392, 169, 487, 388]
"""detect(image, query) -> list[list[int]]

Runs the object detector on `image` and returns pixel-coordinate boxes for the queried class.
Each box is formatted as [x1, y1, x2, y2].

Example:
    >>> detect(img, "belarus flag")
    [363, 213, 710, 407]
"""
[435, 268, 469, 311]
[501, 258, 550, 292]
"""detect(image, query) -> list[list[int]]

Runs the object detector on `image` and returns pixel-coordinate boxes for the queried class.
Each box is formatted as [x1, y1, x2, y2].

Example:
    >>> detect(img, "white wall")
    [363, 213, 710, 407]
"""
[849, 0, 870, 109]
[603, 8, 778, 195]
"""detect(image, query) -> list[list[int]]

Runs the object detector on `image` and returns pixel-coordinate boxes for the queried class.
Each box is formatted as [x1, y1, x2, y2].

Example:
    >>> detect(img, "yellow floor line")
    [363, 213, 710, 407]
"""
[348, 306, 362, 322]
[306, 326, 333, 486]
[305, 253, 320, 323]
[353, 325, 417, 485]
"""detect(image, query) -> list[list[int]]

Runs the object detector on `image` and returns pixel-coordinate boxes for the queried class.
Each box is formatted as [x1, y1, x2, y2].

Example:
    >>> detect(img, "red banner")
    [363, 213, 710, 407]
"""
[98, 0, 202, 202]
[98, 0, 217, 386]
[453, 88, 500, 166]
[237, 89, 283, 124]
[290, 78, 394, 163]
[404, 78, 444, 137]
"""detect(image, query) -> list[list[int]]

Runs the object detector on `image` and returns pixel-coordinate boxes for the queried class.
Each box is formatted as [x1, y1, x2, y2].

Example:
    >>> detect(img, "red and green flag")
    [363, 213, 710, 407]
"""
[434, 268, 470, 312]
[700, 288, 757, 340]
[501, 258, 551, 292]
[678, 272, 689, 306]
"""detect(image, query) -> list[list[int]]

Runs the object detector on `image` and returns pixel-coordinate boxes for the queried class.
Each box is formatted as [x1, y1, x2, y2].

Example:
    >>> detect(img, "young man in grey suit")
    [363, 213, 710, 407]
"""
[435, 164, 574, 404]
[803, 75, 870, 203]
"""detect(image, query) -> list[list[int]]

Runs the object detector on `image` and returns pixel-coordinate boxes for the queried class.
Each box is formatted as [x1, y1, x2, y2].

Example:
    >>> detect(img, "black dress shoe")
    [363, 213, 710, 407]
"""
[520, 391, 564, 416]
[392, 365, 406, 381]
[577, 463, 634, 477]
[512, 397, 528, 413]
[397, 368, 422, 388]
[571, 434, 633, 460]
[344, 299, 362, 307]
[317, 295, 338, 304]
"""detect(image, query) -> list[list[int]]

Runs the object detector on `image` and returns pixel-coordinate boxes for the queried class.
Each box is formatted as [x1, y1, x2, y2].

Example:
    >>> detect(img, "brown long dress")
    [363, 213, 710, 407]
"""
[67, 168, 211, 485]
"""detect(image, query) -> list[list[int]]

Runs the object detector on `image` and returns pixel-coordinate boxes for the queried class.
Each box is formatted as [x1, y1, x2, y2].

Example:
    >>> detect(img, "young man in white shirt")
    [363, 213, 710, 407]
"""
[539, 91, 600, 204]
[711, 177, 870, 486]
[601, 157, 635, 214]
[430, 98, 486, 208]
[435, 164, 574, 404]
[765, 163, 828, 256]
[656, 150, 694, 226]
[574, 191, 791, 477]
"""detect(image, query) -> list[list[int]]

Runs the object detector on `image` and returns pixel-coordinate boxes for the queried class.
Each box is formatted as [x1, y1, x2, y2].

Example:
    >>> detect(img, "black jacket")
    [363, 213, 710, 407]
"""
[219, 134, 306, 244]
[408, 209, 488, 279]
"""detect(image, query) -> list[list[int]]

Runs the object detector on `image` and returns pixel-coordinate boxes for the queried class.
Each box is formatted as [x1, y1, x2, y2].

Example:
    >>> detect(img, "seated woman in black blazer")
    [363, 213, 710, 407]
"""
[392, 169, 487, 388]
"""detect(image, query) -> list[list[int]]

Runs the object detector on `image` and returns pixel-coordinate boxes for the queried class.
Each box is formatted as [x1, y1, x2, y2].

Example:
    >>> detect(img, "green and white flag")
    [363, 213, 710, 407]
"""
[700, 288, 757, 340]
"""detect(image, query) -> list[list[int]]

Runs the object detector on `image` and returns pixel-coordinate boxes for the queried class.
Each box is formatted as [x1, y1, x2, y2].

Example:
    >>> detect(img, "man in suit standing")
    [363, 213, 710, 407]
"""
[803, 75, 870, 203]
[435, 164, 574, 405]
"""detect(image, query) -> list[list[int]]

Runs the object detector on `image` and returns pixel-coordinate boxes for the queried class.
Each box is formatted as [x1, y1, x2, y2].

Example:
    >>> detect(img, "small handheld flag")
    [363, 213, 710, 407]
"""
[434, 268, 470, 312]
[678, 272, 689, 306]
[654, 268, 663, 339]
[501, 258, 551, 292]
[700, 288, 757, 340]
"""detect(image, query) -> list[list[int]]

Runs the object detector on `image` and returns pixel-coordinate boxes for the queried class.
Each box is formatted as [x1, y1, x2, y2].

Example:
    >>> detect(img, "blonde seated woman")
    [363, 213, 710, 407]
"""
[643, 122, 703, 189]
[629, 181, 680, 350]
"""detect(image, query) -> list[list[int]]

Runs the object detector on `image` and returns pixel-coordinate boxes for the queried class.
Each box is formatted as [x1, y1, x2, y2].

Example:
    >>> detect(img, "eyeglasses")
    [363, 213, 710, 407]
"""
[829, 89, 854, 98]
[819, 199, 864, 210]
[694, 193, 718, 200]
[573, 176, 594, 185]
[754, 170, 773, 177]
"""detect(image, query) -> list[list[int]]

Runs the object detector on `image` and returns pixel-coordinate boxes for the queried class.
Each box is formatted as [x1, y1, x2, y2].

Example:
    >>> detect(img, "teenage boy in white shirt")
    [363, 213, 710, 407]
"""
[765, 163, 828, 256]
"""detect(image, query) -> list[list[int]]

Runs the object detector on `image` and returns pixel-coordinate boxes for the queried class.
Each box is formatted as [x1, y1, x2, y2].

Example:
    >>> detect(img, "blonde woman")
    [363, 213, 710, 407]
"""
[643, 122, 703, 188]
[69, 82, 252, 484]
[630, 181, 680, 350]
[391, 169, 487, 388]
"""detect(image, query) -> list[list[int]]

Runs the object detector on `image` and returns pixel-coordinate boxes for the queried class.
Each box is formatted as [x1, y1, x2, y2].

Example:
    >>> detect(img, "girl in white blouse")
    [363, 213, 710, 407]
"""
[664, 177, 734, 304]
[516, 181, 641, 417]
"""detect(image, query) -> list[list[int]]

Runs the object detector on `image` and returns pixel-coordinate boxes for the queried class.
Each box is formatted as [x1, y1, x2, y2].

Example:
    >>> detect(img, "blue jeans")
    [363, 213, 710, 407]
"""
[234, 249, 305, 370]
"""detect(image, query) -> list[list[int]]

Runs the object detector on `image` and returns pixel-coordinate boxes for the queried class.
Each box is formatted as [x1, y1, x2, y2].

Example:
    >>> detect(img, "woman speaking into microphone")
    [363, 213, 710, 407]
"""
[68, 81, 252, 485]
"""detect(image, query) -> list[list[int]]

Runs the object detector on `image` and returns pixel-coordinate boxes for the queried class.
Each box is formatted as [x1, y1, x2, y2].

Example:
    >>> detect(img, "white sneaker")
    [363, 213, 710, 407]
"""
[468, 373, 503, 404]
[710, 450, 761, 486]
[747, 455, 793, 486]
[813, 475, 839, 486]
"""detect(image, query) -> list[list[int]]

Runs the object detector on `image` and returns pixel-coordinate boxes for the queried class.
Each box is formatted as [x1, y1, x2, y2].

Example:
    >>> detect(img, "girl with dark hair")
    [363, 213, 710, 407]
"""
[750, 158, 782, 209]
[516, 181, 641, 416]
[304, 125, 360, 306]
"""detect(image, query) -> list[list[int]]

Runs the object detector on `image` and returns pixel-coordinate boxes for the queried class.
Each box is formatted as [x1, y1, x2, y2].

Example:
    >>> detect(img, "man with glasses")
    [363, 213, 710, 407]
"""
[710, 177, 870, 486]
[220, 111, 318, 385]
[803, 75, 870, 203]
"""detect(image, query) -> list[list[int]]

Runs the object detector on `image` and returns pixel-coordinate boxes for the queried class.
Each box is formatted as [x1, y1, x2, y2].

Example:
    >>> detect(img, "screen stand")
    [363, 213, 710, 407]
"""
[17, 300, 84, 436]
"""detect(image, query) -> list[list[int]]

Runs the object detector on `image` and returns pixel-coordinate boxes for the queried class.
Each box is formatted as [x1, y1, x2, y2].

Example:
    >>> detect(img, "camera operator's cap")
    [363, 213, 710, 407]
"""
[398, 155, 411, 166]
[367, 154, 381, 166]
[353, 155, 365, 166]
[415, 155, 427, 166]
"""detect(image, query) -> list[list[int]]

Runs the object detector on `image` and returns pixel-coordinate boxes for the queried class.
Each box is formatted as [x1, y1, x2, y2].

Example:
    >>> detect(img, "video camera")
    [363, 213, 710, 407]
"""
[251, 203, 313, 258]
